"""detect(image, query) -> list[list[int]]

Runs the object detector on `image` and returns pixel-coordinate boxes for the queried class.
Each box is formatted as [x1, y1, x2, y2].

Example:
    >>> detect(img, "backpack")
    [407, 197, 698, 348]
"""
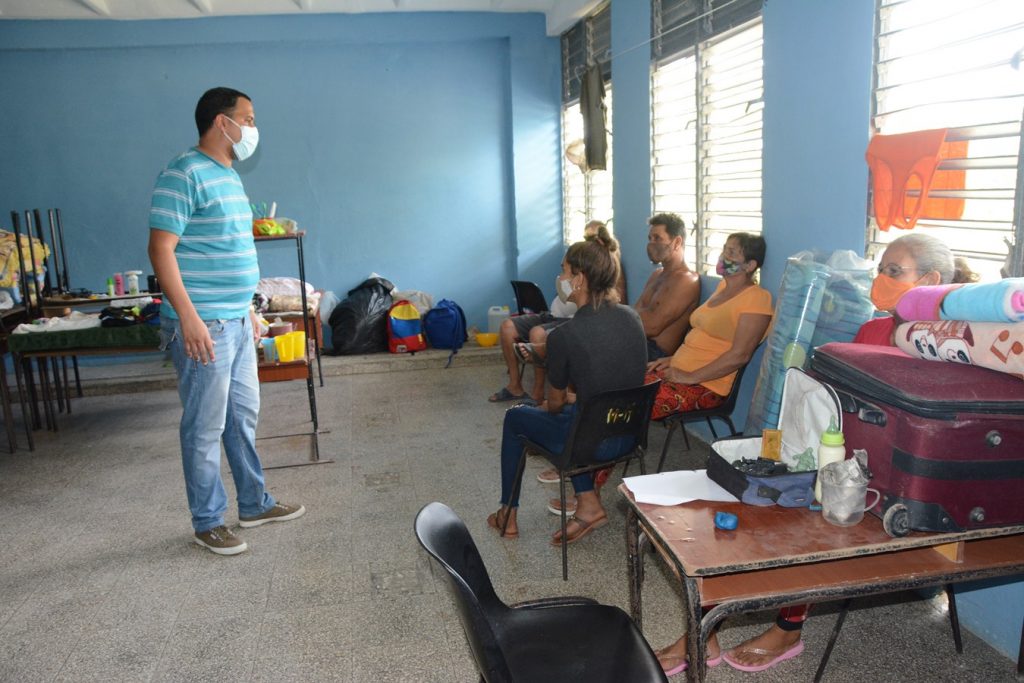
[423, 299, 467, 367]
[387, 300, 427, 354]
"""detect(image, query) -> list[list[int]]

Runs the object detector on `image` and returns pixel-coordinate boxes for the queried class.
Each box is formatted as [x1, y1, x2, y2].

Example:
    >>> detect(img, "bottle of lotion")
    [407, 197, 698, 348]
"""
[814, 415, 846, 503]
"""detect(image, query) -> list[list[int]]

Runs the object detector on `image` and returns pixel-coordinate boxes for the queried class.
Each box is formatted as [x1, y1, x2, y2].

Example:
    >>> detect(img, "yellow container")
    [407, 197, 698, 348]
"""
[291, 330, 307, 360]
[275, 333, 297, 363]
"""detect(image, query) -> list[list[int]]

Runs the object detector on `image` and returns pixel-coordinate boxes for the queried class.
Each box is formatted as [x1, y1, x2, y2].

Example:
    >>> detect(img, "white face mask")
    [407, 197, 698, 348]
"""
[556, 274, 574, 303]
[223, 116, 259, 161]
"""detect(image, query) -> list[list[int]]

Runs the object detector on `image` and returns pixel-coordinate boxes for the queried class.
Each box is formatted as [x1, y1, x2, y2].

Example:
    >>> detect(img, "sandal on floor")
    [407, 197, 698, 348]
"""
[547, 496, 578, 515]
[513, 342, 546, 369]
[722, 640, 804, 673]
[550, 513, 608, 546]
[536, 467, 562, 484]
[660, 652, 723, 677]
[489, 387, 528, 403]
[487, 510, 519, 539]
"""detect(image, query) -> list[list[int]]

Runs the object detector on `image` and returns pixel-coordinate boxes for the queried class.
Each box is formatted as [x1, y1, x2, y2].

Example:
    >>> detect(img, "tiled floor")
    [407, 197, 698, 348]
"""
[0, 351, 1019, 681]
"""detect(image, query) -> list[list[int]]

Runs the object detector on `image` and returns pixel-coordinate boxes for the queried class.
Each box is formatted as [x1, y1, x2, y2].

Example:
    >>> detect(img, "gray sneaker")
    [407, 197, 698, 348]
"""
[194, 525, 248, 556]
[239, 502, 306, 528]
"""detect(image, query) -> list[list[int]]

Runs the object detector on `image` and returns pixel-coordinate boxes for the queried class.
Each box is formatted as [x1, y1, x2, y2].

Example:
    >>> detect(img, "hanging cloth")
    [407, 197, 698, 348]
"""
[580, 64, 608, 171]
[865, 128, 967, 231]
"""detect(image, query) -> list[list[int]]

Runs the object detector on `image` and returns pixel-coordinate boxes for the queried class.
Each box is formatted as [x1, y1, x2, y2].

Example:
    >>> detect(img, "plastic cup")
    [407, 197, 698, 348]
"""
[275, 334, 297, 363]
[290, 330, 307, 360]
[260, 338, 277, 363]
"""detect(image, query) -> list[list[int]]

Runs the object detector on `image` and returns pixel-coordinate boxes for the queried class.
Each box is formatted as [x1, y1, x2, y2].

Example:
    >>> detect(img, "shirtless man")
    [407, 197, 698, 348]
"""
[635, 213, 701, 360]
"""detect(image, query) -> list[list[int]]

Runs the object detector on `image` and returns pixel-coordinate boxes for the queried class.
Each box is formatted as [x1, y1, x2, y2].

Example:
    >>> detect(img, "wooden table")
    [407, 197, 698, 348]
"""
[621, 485, 1024, 682]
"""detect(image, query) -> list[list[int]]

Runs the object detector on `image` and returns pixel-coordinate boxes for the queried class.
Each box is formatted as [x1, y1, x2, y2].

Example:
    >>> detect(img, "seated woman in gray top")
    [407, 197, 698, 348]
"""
[487, 238, 647, 545]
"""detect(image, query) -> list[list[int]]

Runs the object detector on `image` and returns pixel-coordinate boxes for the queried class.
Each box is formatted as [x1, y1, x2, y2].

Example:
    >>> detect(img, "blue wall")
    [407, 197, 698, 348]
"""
[0, 13, 564, 330]
[0, 0, 1019, 660]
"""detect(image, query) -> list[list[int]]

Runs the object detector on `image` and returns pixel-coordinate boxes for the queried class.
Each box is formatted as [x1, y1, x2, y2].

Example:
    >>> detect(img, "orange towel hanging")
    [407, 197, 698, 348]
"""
[865, 128, 966, 231]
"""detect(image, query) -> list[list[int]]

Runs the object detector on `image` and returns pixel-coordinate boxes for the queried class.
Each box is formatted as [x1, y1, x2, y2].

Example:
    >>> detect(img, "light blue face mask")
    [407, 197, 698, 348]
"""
[223, 116, 259, 161]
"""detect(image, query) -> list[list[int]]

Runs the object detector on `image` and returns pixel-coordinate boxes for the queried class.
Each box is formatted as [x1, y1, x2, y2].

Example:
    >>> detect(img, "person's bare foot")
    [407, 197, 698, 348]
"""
[725, 624, 802, 669]
[655, 633, 721, 673]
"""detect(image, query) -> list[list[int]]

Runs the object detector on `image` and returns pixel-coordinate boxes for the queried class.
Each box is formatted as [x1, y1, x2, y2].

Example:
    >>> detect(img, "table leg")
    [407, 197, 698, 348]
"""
[13, 356, 34, 450]
[22, 356, 41, 430]
[50, 357, 65, 413]
[0, 358, 17, 452]
[37, 357, 57, 431]
[683, 577, 704, 683]
[627, 505, 644, 627]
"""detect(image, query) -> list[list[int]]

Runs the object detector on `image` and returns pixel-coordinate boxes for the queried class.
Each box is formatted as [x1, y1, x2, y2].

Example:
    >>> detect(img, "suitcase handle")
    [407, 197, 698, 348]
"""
[835, 389, 888, 427]
[858, 406, 887, 427]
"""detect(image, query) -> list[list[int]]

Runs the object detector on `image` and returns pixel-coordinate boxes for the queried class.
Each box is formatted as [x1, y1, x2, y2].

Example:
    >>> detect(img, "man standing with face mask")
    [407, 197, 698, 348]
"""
[148, 87, 304, 556]
[633, 213, 701, 360]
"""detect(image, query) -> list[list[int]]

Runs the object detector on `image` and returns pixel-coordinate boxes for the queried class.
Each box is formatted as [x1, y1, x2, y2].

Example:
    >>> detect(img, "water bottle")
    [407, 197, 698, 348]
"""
[815, 415, 846, 503]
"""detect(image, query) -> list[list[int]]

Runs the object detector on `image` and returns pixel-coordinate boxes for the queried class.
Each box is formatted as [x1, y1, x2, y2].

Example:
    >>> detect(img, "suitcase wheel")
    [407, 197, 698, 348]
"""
[883, 503, 910, 538]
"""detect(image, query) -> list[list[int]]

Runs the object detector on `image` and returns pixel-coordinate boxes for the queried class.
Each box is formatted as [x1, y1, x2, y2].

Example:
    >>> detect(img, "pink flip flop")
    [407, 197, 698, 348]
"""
[722, 640, 805, 673]
[662, 652, 722, 676]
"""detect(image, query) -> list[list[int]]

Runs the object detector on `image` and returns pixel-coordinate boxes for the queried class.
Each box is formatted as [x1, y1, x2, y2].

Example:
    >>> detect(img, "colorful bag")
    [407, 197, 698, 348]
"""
[387, 299, 427, 354]
[423, 299, 467, 367]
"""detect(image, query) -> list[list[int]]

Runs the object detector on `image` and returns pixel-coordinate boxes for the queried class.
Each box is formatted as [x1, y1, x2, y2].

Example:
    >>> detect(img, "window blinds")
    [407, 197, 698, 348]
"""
[651, 0, 764, 274]
[871, 0, 1024, 279]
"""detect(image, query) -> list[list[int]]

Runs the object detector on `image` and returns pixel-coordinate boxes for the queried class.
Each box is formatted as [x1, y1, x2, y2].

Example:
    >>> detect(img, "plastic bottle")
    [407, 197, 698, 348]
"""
[113, 273, 124, 296]
[487, 305, 511, 334]
[815, 415, 846, 502]
[106, 277, 115, 297]
[125, 270, 142, 295]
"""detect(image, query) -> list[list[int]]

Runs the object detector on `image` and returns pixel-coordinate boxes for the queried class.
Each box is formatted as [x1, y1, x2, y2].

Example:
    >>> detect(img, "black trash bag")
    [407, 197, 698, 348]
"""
[326, 277, 394, 355]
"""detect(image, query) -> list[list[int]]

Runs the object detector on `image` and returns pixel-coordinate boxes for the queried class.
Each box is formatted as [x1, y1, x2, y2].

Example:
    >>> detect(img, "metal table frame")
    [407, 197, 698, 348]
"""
[622, 487, 1024, 682]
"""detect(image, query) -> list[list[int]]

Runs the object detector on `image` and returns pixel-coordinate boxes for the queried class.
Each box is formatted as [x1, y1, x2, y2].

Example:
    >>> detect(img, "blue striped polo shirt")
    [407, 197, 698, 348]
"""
[149, 148, 259, 321]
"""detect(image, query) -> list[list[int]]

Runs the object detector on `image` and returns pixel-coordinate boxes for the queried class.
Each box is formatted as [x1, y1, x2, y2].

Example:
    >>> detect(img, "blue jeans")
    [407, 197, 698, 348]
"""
[161, 317, 275, 532]
[499, 404, 635, 507]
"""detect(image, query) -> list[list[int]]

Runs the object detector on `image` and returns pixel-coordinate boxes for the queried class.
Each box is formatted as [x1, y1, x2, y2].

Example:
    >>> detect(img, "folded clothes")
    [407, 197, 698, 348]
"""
[941, 279, 1024, 323]
[895, 320, 1024, 379]
[895, 284, 961, 321]
[895, 279, 1024, 323]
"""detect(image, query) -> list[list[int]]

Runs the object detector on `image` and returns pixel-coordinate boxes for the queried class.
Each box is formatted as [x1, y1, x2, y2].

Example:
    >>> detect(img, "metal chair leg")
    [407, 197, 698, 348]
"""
[814, 598, 851, 682]
[656, 421, 678, 473]
[559, 475, 568, 581]
[501, 450, 529, 537]
[945, 584, 964, 654]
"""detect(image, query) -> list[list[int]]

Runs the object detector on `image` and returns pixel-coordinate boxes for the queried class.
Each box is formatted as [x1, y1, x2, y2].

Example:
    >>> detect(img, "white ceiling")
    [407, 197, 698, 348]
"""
[0, 0, 602, 35]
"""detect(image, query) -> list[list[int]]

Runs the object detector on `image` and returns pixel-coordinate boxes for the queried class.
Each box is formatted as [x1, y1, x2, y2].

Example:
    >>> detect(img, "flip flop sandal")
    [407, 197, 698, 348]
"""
[661, 652, 723, 677]
[551, 514, 608, 546]
[722, 640, 805, 673]
[536, 468, 562, 484]
[514, 342, 546, 369]
[488, 387, 528, 403]
[547, 496, 578, 516]
[487, 511, 519, 539]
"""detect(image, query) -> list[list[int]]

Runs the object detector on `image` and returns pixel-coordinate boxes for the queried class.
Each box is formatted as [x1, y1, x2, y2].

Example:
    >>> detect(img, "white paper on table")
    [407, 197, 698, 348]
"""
[623, 470, 738, 506]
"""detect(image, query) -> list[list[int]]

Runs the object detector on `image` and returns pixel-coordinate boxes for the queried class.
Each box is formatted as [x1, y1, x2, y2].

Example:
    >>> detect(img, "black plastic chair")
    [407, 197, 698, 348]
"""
[414, 502, 668, 683]
[510, 280, 549, 315]
[655, 363, 749, 473]
[509, 380, 660, 580]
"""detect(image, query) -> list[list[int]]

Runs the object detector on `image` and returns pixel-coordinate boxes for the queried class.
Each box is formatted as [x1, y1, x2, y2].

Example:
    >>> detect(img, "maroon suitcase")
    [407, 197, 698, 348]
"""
[810, 342, 1024, 537]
